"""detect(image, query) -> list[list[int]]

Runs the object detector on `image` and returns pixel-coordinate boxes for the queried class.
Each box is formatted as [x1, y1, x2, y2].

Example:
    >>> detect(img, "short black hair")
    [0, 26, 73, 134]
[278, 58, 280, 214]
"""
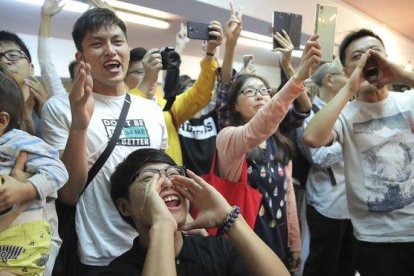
[130, 47, 147, 63]
[0, 31, 32, 62]
[72, 8, 127, 52]
[110, 148, 176, 228]
[0, 71, 23, 133]
[339, 29, 385, 67]
[178, 74, 194, 94]
[68, 60, 79, 81]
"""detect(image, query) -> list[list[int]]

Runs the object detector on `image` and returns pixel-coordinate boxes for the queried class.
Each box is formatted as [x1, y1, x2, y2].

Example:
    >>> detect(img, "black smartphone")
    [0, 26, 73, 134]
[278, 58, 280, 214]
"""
[187, 21, 212, 40]
[315, 4, 337, 62]
[272, 11, 302, 49]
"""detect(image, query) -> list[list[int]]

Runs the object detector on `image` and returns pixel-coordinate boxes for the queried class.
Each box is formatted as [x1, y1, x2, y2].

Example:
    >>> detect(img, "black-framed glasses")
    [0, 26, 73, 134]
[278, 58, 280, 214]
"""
[0, 50, 28, 62]
[240, 87, 272, 97]
[129, 165, 186, 186]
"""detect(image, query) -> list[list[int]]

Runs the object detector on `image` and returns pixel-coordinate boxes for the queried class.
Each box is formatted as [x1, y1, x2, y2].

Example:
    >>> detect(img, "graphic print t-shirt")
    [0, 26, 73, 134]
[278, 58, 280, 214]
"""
[41, 92, 167, 265]
[334, 91, 414, 242]
[179, 111, 218, 175]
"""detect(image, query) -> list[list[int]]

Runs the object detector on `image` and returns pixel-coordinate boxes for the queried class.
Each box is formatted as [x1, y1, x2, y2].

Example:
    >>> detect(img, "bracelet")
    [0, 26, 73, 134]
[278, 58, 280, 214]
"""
[217, 206, 241, 235]
[206, 52, 215, 56]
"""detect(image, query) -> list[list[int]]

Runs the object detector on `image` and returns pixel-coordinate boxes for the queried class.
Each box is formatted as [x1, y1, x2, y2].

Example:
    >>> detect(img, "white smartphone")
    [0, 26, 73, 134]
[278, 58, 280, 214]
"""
[315, 4, 337, 62]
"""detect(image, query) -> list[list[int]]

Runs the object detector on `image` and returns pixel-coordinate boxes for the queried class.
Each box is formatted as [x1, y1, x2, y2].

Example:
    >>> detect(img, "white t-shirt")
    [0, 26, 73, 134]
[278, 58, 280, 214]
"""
[41, 92, 168, 265]
[333, 91, 414, 243]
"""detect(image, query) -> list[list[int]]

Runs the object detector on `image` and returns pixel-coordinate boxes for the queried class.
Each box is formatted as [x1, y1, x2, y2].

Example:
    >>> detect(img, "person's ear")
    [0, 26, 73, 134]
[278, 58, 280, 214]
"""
[117, 198, 132, 217]
[75, 52, 84, 62]
[325, 74, 334, 87]
[0, 111, 10, 134]
[234, 101, 242, 113]
[29, 63, 34, 76]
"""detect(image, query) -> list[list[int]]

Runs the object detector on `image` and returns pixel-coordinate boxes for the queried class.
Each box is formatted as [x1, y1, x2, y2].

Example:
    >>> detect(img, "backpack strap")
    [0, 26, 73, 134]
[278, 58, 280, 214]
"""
[83, 93, 131, 192]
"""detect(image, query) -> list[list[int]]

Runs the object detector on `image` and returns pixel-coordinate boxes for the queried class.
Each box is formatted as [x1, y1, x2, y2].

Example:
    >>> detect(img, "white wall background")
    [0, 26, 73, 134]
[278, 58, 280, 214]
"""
[19, 0, 414, 88]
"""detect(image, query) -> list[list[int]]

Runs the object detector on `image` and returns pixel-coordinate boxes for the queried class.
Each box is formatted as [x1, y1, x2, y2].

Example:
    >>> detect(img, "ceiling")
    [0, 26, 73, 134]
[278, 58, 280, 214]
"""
[343, 0, 414, 41]
[0, 0, 289, 67]
[0, 0, 413, 68]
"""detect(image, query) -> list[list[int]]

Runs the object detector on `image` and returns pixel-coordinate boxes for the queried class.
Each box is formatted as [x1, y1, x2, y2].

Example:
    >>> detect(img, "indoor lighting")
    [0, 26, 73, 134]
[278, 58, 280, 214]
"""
[240, 30, 273, 43]
[103, 0, 173, 20]
[15, 0, 170, 29]
[15, 0, 88, 13]
[238, 37, 303, 58]
[116, 11, 170, 29]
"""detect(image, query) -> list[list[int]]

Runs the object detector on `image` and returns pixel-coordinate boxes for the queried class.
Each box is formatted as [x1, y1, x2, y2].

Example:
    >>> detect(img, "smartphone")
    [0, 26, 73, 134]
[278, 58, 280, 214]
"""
[315, 4, 337, 62]
[187, 21, 212, 40]
[243, 54, 254, 68]
[272, 12, 302, 49]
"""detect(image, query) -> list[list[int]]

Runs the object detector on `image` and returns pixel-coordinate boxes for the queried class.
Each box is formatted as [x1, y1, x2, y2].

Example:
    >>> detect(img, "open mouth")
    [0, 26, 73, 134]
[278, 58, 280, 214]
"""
[104, 60, 121, 73]
[162, 194, 181, 208]
[364, 66, 379, 83]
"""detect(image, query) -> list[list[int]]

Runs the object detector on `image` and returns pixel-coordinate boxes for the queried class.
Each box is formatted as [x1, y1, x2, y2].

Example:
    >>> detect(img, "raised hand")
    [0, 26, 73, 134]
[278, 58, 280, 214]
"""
[366, 49, 407, 89]
[175, 22, 190, 55]
[172, 170, 232, 231]
[205, 21, 224, 55]
[239, 58, 256, 75]
[273, 30, 294, 72]
[24, 77, 48, 116]
[69, 61, 94, 130]
[345, 51, 370, 95]
[293, 34, 322, 84]
[131, 174, 177, 230]
[223, 1, 243, 46]
[41, 0, 64, 17]
[138, 49, 162, 95]
[89, 0, 114, 11]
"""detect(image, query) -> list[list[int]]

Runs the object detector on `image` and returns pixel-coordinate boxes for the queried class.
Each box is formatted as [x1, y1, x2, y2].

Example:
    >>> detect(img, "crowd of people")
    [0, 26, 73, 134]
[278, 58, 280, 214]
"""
[0, 0, 413, 275]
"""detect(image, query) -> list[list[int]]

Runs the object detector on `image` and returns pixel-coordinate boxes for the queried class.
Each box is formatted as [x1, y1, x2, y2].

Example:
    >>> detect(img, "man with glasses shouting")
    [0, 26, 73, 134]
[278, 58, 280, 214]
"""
[105, 148, 291, 276]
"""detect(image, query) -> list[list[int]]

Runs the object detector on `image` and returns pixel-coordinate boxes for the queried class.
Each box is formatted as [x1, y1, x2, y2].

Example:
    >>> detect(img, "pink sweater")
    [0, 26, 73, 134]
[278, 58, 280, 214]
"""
[216, 78, 303, 252]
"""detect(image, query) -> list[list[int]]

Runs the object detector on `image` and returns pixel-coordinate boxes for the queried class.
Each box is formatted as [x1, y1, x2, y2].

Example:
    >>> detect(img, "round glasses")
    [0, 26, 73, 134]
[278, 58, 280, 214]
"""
[0, 50, 28, 62]
[241, 87, 272, 97]
[130, 166, 186, 186]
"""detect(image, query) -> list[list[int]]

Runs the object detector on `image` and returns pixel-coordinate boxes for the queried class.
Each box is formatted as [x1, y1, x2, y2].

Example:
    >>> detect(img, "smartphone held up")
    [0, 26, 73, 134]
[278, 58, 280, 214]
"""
[187, 21, 214, 41]
[314, 4, 337, 62]
[272, 11, 302, 50]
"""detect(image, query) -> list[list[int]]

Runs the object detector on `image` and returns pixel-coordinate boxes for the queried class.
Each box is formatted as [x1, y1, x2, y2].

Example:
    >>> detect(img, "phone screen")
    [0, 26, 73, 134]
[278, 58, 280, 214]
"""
[272, 12, 302, 49]
[315, 4, 337, 62]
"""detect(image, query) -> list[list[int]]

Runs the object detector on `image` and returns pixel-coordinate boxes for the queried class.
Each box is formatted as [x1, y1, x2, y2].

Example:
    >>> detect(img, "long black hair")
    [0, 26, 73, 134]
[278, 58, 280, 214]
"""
[226, 74, 294, 165]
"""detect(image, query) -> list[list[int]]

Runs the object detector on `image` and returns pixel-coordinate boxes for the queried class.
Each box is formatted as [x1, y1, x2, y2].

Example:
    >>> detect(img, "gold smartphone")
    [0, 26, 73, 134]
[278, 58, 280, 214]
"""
[315, 4, 337, 62]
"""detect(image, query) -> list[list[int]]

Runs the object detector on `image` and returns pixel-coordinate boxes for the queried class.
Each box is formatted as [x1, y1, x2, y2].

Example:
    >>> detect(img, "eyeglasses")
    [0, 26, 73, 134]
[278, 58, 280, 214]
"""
[129, 166, 186, 186]
[127, 69, 144, 76]
[0, 50, 28, 62]
[240, 87, 272, 97]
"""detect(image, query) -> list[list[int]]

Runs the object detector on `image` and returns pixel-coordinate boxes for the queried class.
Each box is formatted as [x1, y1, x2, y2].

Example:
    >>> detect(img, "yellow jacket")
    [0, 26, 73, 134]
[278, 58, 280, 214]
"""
[130, 58, 217, 165]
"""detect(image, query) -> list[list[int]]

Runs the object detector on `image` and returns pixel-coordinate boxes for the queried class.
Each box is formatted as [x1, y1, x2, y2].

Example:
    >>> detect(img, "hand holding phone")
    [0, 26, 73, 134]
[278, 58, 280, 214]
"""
[243, 54, 254, 68]
[272, 12, 302, 50]
[187, 21, 212, 40]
